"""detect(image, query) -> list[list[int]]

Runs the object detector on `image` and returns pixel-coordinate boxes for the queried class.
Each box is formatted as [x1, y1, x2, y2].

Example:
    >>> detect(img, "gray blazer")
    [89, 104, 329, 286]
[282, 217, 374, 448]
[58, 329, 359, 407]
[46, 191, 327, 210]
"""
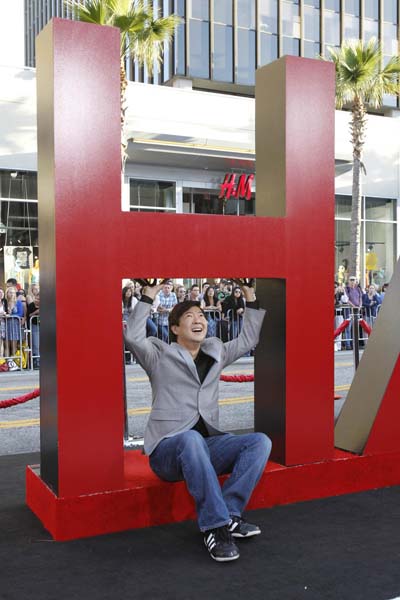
[124, 301, 266, 455]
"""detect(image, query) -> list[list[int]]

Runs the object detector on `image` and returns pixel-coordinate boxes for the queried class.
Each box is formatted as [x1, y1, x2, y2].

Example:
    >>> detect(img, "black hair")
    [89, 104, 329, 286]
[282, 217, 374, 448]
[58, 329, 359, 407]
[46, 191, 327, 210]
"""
[203, 285, 219, 307]
[169, 301, 206, 342]
[122, 286, 134, 309]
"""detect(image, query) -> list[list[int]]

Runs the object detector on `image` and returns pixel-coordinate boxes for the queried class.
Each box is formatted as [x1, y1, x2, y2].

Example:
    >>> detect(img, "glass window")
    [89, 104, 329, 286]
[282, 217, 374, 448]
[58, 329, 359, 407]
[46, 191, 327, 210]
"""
[335, 195, 352, 219]
[236, 28, 256, 84]
[189, 20, 210, 78]
[237, 0, 255, 28]
[363, 19, 379, 43]
[0, 170, 37, 200]
[282, 2, 300, 37]
[259, 0, 278, 34]
[213, 24, 233, 82]
[335, 220, 351, 280]
[213, 0, 232, 25]
[344, 15, 360, 39]
[282, 37, 300, 56]
[344, 0, 360, 16]
[365, 197, 396, 221]
[324, 10, 340, 46]
[175, 21, 186, 74]
[325, 0, 340, 11]
[174, 0, 185, 17]
[365, 222, 396, 285]
[184, 188, 255, 216]
[304, 5, 320, 41]
[303, 40, 321, 58]
[304, 0, 320, 6]
[129, 180, 176, 212]
[259, 33, 278, 65]
[382, 94, 398, 107]
[383, 23, 398, 55]
[383, 0, 398, 23]
[364, 0, 379, 20]
[188, 0, 208, 20]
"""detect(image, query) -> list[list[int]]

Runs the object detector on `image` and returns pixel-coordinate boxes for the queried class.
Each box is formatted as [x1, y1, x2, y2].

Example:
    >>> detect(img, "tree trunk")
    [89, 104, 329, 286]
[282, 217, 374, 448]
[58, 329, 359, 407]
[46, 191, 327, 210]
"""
[349, 96, 366, 281]
[120, 59, 128, 172]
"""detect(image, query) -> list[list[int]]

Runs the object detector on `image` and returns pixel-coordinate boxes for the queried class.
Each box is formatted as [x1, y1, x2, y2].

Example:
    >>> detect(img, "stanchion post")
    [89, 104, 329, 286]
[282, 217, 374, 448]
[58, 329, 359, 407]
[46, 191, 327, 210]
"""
[353, 307, 360, 370]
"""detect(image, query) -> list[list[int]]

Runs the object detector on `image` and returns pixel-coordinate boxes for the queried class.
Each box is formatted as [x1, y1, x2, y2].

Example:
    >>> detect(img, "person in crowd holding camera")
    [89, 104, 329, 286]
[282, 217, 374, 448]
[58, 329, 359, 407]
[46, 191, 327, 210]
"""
[124, 280, 271, 563]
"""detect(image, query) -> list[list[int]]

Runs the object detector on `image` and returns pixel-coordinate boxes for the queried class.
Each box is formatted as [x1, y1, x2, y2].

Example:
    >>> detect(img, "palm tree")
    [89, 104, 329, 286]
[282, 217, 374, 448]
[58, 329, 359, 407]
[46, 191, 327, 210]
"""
[65, 0, 180, 168]
[326, 38, 400, 281]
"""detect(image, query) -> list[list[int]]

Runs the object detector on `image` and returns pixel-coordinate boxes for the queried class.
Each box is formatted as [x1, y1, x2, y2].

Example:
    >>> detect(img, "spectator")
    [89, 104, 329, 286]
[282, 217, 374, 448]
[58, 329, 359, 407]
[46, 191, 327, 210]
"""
[0, 288, 6, 357]
[122, 286, 138, 322]
[6, 277, 18, 289]
[201, 286, 222, 338]
[26, 284, 39, 305]
[223, 287, 245, 339]
[343, 276, 363, 350]
[4, 287, 24, 357]
[214, 279, 227, 303]
[156, 281, 177, 342]
[334, 282, 348, 351]
[17, 290, 27, 323]
[199, 282, 210, 301]
[176, 286, 187, 303]
[27, 292, 40, 369]
[188, 284, 200, 302]
[122, 286, 138, 364]
[362, 284, 381, 325]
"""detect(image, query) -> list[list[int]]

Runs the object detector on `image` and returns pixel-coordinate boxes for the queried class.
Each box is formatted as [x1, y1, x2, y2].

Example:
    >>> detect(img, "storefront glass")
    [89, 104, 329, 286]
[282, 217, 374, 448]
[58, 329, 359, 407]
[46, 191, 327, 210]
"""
[183, 188, 255, 216]
[335, 195, 397, 289]
[0, 170, 39, 287]
[129, 179, 176, 212]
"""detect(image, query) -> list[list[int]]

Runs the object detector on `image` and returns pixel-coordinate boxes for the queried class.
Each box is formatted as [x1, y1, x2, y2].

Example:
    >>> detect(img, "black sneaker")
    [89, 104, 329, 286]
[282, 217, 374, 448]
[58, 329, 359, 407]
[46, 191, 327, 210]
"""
[203, 525, 240, 562]
[228, 516, 261, 538]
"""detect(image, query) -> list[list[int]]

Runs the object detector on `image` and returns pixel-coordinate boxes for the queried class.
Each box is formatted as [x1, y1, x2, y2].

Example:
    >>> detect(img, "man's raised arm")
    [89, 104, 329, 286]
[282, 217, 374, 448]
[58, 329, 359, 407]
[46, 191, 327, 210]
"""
[221, 283, 266, 367]
[124, 282, 164, 376]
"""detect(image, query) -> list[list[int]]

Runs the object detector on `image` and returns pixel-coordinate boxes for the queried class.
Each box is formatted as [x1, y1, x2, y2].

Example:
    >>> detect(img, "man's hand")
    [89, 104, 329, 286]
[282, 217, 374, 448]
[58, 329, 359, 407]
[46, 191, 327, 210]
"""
[241, 285, 256, 303]
[142, 280, 165, 300]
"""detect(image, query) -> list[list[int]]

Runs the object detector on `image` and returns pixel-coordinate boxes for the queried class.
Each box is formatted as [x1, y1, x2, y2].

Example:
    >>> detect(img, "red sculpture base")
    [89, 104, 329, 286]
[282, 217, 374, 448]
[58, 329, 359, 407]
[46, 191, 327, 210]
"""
[26, 448, 400, 541]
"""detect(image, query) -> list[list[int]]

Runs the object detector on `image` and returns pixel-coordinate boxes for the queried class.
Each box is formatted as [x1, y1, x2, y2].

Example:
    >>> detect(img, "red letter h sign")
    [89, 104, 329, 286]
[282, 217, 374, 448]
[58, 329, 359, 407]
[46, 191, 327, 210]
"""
[27, 19, 400, 541]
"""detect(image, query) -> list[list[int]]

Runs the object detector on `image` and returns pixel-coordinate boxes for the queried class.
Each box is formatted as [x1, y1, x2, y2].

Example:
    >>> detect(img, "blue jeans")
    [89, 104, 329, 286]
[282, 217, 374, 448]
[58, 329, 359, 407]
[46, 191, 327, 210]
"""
[149, 430, 272, 532]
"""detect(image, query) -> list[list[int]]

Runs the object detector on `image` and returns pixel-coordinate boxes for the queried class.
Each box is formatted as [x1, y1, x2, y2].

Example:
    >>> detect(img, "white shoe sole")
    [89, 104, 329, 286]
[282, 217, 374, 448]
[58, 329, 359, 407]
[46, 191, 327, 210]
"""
[231, 529, 261, 538]
[210, 553, 240, 562]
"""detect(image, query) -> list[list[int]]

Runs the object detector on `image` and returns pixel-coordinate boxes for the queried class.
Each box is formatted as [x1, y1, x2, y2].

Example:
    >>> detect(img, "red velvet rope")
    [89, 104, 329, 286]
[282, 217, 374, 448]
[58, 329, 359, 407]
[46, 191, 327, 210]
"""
[333, 319, 351, 339]
[220, 374, 254, 382]
[359, 319, 372, 335]
[0, 388, 40, 409]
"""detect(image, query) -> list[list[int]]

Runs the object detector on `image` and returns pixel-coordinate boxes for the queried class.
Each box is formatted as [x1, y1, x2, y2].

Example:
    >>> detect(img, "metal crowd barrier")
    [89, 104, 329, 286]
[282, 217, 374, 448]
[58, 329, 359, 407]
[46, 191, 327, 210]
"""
[334, 305, 379, 353]
[0, 315, 25, 371]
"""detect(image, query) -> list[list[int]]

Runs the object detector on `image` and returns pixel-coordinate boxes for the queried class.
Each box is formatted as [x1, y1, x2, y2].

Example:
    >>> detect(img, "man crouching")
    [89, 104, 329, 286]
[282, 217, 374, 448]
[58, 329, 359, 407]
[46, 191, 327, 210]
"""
[124, 281, 271, 562]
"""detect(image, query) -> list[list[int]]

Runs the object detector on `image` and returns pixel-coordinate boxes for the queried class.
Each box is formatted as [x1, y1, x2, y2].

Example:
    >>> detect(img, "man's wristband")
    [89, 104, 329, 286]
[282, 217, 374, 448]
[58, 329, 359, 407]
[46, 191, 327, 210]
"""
[246, 300, 260, 309]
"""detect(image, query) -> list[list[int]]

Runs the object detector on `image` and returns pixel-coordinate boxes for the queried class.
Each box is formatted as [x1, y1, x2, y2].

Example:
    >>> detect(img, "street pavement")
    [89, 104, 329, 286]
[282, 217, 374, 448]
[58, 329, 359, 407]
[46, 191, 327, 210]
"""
[0, 351, 357, 456]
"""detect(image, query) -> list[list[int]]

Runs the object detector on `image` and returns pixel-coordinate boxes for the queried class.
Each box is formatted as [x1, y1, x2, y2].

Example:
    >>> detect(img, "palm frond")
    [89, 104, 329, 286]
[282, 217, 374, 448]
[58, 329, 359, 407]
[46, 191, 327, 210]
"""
[65, 0, 111, 25]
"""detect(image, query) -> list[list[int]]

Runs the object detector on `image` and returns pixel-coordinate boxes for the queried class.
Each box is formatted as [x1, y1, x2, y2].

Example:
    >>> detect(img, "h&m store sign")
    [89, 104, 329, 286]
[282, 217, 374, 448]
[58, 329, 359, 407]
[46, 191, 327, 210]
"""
[219, 173, 254, 201]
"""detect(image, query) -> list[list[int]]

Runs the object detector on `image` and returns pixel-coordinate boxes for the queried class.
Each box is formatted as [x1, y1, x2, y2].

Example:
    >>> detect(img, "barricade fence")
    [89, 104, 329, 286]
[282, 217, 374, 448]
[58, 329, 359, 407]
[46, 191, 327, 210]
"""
[123, 308, 249, 364]
[334, 305, 380, 352]
[0, 315, 40, 372]
[0, 304, 382, 372]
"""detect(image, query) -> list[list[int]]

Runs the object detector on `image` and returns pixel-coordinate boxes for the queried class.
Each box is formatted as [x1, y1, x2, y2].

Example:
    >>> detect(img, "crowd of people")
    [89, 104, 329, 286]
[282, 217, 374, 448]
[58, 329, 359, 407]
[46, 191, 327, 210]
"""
[334, 276, 388, 350]
[0, 278, 40, 368]
[122, 279, 249, 363]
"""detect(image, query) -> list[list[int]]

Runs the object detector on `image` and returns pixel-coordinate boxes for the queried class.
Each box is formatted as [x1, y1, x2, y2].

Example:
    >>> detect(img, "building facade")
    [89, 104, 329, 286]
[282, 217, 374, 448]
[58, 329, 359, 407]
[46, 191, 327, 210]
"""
[0, 1, 398, 289]
[25, 0, 400, 107]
